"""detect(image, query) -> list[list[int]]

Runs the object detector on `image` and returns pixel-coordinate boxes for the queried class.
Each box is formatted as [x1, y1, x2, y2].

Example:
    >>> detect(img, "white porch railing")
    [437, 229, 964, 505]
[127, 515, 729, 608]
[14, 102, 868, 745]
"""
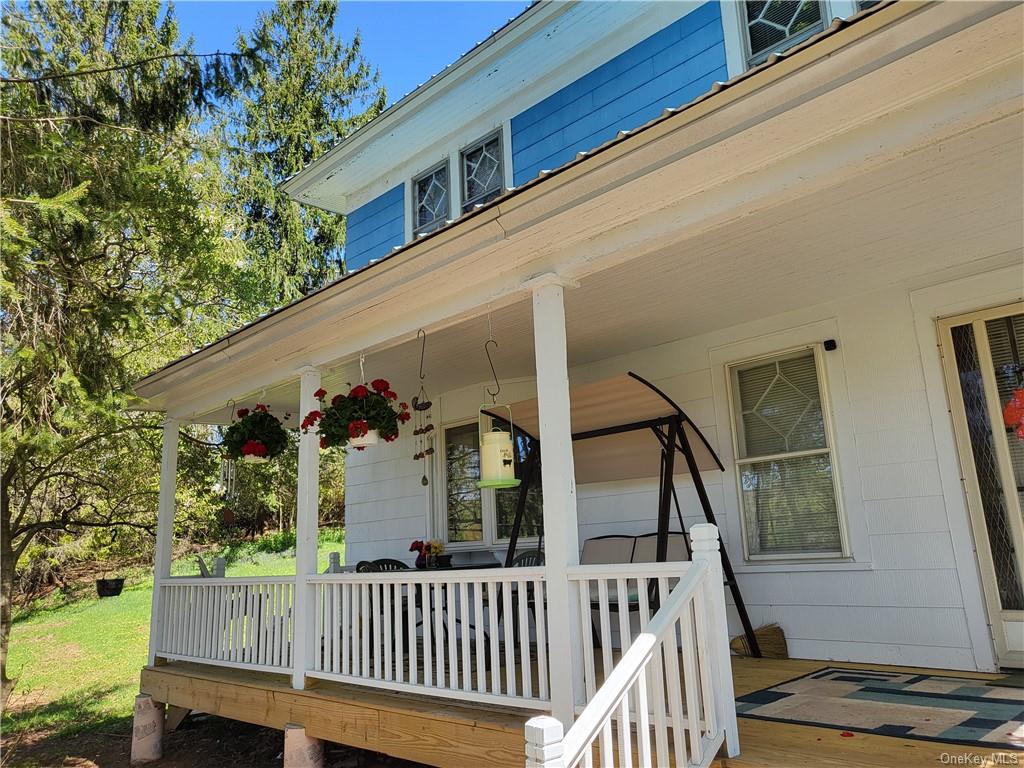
[155, 577, 294, 673]
[307, 566, 550, 709]
[526, 526, 738, 767]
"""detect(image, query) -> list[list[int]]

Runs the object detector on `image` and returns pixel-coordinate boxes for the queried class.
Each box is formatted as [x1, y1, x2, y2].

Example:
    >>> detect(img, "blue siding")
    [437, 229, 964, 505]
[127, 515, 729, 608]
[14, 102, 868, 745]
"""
[345, 184, 405, 270]
[510, 2, 727, 186]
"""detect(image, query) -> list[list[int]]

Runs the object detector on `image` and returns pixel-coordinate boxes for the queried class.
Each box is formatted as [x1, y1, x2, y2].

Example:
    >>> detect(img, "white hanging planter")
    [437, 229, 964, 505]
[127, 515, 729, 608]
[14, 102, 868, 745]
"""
[241, 455, 269, 464]
[349, 429, 380, 448]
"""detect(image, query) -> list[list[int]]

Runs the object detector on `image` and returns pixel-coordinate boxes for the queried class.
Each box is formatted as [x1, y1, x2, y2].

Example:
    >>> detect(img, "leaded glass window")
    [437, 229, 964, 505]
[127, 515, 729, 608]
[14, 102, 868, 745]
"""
[729, 347, 845, 558]
[745, 1, 825, 65]
[461, 133, 503, 212]
[413, 162, 449, 236]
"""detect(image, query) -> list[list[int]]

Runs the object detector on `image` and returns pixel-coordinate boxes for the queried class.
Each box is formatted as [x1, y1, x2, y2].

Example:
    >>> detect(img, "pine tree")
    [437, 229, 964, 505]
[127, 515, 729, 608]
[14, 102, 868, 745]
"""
[0, 0, 257, 704]
[223, 0, 387, 302]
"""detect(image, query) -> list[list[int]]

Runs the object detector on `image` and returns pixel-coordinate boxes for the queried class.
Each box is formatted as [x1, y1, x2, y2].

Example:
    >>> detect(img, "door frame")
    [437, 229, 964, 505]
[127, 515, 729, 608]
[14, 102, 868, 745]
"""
[937, 301, 1024, 669]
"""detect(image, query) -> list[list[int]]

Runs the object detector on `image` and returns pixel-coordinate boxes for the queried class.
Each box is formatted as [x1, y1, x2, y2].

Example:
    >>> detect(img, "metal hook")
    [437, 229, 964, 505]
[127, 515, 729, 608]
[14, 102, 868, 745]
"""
[359, 351, 366, 383]
[417, 328, 427, 381]
[484, 338, 501, 403]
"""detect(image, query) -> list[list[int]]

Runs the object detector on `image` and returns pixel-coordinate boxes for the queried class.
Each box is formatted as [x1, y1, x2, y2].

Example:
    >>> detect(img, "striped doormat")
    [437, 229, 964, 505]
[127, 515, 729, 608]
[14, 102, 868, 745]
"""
[736, 667, 1024, 749]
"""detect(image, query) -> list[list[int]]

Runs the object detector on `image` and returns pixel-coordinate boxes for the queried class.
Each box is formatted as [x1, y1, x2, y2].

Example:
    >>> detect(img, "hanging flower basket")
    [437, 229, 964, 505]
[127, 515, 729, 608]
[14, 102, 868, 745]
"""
[302, 380, 410, 451]
[223, 404, 289, 462]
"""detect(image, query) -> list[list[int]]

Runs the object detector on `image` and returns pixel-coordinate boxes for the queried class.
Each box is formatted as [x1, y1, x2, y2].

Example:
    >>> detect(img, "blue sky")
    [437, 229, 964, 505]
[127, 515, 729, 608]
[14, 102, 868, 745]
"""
[172, 1, 530, 106]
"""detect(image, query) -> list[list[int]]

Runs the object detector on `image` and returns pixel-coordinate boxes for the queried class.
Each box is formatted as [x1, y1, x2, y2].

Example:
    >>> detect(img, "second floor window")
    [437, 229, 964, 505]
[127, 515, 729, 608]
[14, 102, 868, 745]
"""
[413, 162, 449, 236]
[461, 132, 503, 212]
[745, 1, 825, 66]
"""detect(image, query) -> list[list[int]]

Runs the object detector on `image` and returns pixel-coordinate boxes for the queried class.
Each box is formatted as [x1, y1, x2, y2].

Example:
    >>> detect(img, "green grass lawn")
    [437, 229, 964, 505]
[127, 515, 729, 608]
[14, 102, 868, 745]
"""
[4, 532, 345, 740]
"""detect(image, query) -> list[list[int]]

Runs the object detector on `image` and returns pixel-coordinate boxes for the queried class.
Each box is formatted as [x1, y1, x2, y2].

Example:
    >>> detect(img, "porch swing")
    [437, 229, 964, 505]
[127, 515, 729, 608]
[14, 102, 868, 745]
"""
[485, 370, 762, 657]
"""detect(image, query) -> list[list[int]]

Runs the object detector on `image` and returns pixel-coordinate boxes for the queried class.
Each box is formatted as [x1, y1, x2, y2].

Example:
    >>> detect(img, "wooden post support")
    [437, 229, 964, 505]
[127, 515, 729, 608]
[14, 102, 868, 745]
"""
[525, 715, 565, 768]
[147, 418, 178, 667]
[690, 523, 740, 757]
[283, 723, 325, 768]
[530, 276, 583, 726]
[292, 366, 322, 690]
[130, 693, 165, 764]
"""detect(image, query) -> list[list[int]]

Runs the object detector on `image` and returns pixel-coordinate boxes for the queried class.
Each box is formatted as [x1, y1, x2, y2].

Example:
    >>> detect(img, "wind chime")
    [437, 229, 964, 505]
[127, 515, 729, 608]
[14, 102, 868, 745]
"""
[478, 318, 520, 490]
[215, 402, 239, 524]
[411, 329, 435, 486]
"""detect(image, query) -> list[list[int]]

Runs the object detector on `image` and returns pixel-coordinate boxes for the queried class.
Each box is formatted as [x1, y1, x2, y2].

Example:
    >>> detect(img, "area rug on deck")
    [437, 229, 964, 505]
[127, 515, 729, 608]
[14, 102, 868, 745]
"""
[735, 667, 1024, 750]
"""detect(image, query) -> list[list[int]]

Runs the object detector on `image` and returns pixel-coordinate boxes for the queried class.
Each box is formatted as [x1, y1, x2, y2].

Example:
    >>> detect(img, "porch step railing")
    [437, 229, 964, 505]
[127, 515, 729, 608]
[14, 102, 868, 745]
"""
[526, 524, 739, 768]
[306, 566, 550, 709]
[155, 577, 294, 673]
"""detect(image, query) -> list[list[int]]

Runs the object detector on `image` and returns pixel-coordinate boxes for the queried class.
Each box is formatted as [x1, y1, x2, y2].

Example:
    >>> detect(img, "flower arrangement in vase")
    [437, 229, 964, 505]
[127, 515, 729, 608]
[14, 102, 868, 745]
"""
[223, 404, 289, 463]
[410, 539, 445, 568]
[302, 379, 410, 451]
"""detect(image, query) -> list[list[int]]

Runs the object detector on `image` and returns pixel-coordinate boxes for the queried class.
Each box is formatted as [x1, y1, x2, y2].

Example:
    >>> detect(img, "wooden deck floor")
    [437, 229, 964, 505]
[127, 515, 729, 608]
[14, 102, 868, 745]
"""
[140, 658, 1021, 768]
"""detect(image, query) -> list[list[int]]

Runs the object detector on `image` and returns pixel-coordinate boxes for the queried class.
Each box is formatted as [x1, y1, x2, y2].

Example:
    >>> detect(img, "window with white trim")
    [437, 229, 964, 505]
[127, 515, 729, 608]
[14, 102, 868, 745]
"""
[727, 346, 846, 559]
[413, 161, 450, 236]
[460, 132, 503, 212]
[744, 1, 825, 66]
[441, 420, 542, 547]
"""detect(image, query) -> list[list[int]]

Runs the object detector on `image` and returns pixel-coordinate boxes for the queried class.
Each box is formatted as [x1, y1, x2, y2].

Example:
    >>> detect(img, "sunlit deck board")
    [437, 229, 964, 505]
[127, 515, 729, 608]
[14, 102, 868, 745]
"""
[140, 661, 532, 768]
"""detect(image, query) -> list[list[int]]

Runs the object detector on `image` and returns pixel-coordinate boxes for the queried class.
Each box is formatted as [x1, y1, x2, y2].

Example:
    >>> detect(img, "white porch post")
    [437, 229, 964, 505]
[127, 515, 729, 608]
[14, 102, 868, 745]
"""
[292, 366, 322, 689]
[531, 276, 583, 726]
[690, 523, 740, 757]
[147, 417, 178, 666]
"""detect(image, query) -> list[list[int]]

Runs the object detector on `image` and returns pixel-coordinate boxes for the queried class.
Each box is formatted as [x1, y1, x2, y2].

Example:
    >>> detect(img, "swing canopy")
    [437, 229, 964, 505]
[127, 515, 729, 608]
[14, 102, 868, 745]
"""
[486, 372, 724, 484]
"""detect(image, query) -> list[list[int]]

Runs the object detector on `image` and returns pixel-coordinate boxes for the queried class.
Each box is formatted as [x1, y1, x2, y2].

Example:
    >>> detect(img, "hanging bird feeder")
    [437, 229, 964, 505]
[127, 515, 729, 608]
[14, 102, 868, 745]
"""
[477, 334, 521, 490]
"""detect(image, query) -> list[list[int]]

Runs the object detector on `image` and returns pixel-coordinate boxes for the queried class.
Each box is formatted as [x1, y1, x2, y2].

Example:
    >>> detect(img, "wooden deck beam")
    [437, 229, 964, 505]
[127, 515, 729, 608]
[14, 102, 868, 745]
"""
[140, 662, 531, 768]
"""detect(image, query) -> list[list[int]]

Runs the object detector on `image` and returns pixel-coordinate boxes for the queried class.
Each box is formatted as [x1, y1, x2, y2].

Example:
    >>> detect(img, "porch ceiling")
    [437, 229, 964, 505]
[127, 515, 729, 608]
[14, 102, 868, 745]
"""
[192, 103, 1023, 426]
[144, 1, 1022, 424]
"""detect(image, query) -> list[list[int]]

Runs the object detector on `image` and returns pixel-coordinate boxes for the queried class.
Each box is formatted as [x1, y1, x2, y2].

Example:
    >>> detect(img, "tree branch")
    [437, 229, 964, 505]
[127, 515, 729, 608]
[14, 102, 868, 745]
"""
[1, 50, 247, 85]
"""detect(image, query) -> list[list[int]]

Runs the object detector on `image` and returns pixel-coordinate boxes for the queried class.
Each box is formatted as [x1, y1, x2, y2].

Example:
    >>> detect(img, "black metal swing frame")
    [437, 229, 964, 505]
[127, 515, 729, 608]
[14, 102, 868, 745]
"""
[488, 371, 762, 657]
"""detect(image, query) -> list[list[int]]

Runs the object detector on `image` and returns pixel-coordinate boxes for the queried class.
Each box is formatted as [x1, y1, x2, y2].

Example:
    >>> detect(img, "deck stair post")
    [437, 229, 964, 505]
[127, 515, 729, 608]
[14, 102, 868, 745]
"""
[690, 523, 740, 757]
[129, 693, 165, 764]
[525, 715, 566, 768]
[292, 366, 322, 690]
[530, 275, 584, 725]
[147, 418, 178, 666]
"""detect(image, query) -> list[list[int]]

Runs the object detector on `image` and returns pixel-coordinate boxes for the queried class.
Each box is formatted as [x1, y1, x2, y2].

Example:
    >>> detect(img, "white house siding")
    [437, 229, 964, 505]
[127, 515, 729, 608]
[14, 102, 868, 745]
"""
[343, 273, 1011, 672]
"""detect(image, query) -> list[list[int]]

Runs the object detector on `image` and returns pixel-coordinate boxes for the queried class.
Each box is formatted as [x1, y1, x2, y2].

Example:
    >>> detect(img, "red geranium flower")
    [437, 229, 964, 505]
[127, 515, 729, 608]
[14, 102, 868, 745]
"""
[236, 408, 250, 418]
[254, 403, 269, 413]
[384, 390, 398, 400]
[399, 402, 409, 411]
[349, 384, 369, 399]
[371, 378, 390, 393]
[241, 439, 267, 457]
[398, 411, 411, 423]
[383, 431, 398, 442]
[348, 419, 369, 438]
[409, 540, 424, 553]
[320, 437, 329, 449]
[314, 387, 327, 400]
[331, 393, 344, 407]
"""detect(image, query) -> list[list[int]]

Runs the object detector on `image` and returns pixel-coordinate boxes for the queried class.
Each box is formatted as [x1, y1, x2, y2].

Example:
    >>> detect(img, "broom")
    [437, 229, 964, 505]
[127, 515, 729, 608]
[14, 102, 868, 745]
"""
[730, 623, 789, 659]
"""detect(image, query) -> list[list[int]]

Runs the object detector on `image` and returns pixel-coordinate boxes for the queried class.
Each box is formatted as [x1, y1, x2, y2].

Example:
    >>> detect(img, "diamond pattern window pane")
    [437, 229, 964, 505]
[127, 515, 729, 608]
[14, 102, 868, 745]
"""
[951, 321, 1024, 610]
[735, 351, 827, 459]
[445, 423, 483, 542]
[730, 348, 842, 557]
[745, 1, 824, 62]
[414, 165, 449, 235]
[462, 135, 503, 212]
